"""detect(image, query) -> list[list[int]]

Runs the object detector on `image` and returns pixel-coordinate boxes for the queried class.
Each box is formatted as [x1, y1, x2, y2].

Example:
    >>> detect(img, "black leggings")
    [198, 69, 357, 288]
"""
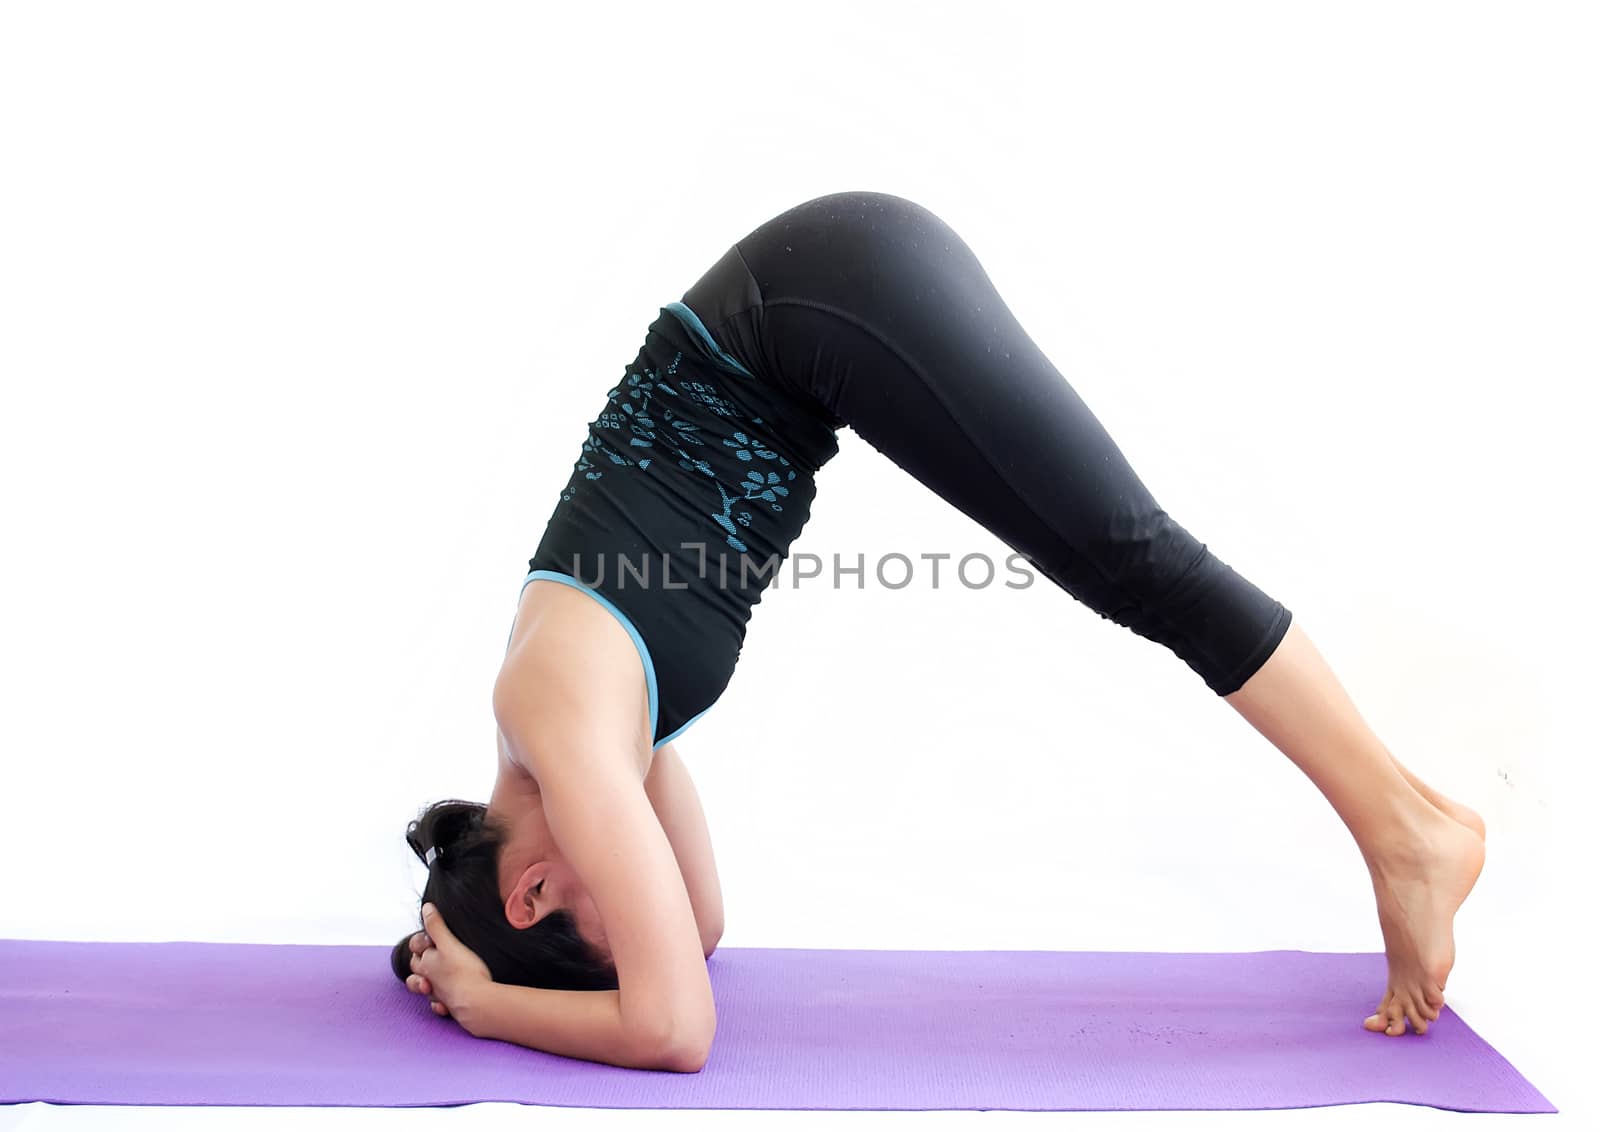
[684, 190, 1291, 696]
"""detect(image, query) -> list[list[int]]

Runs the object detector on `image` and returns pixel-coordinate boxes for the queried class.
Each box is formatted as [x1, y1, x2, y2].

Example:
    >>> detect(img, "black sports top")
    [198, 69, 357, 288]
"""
[522, 301, 839, 747]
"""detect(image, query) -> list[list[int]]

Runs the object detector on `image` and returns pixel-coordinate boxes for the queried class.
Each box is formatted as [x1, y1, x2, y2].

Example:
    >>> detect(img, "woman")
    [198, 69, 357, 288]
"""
[391, 191, 1486, 1071]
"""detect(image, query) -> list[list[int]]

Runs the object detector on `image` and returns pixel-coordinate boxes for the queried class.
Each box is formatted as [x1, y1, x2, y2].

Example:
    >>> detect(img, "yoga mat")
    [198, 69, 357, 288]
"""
[0, 940, 1554, 1113]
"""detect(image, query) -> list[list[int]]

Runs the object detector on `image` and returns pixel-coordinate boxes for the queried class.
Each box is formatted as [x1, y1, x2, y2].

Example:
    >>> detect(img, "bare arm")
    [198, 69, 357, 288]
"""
[483, 650, 716, 1071]
[463, 984, 681, 1070]
[644, 741, 725, 957]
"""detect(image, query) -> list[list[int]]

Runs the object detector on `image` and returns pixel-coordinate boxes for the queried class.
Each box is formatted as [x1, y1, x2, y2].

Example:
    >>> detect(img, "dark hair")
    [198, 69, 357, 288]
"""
[389, 798, 618, 992]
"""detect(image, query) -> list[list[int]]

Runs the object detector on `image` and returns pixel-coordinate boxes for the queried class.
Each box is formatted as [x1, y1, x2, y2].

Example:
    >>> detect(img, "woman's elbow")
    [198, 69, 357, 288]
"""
[632, 1023, 714, 1073]
[660, 1039, 711, 1073]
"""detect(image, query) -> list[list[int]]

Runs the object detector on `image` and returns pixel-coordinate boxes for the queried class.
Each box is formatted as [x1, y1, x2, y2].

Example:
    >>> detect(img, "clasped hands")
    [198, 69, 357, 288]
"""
[404, 902, 493, 1029]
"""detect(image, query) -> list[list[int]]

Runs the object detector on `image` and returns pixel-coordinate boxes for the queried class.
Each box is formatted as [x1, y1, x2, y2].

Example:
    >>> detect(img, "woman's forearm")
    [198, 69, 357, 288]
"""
[462, 983, 703, 1072]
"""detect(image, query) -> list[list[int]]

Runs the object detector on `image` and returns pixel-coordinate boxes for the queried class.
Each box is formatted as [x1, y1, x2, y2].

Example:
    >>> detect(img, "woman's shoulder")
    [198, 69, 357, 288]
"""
[496, 579, 655, 776]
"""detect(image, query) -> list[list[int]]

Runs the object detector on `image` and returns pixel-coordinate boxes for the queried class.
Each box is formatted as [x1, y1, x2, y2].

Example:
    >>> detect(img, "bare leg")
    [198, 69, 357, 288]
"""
[1386, 748, 1486, 840]
[1223, 619, 1486, 1036]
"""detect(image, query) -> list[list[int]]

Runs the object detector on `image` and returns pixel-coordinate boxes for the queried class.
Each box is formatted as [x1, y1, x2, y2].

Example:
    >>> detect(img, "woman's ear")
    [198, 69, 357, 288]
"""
[505, 860, 553, 928]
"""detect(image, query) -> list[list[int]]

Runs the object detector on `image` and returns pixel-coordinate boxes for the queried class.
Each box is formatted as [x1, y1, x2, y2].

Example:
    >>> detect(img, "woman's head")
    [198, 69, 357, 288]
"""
[389, 798, 618, 991]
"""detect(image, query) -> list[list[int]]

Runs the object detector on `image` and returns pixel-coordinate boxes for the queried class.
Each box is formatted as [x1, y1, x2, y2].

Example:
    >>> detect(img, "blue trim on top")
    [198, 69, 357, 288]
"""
[663, 301, 753, 377]
[515, 570, 659, 743]
[653, 704, 711, 750]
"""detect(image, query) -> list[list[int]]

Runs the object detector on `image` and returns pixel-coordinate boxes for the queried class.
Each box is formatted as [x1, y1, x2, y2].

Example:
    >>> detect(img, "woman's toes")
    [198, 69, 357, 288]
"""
[1384, 999, 1409, 1036]
[1389, 990, 1435, 1035]
[1365, 988, 1394, 1032]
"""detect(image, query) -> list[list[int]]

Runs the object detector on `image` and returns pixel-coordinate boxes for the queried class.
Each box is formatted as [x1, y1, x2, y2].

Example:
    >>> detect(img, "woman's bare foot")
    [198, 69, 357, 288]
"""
[1217, 619, 1488, 1035]
[1388, 757, 1487, 841]
[1362, 808, 1486, 1035]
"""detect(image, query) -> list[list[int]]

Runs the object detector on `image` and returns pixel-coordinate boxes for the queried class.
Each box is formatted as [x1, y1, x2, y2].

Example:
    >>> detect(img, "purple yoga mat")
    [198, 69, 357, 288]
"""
[0, 940, 1553, 1113]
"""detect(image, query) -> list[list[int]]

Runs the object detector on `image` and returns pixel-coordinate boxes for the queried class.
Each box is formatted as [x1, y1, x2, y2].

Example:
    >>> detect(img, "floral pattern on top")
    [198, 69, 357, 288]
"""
[557, 352, 799, 553]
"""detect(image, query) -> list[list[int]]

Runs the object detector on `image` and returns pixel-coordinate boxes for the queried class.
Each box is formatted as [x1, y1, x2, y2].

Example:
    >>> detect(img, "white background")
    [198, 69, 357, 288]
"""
[2, 1, 1595, 1129]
